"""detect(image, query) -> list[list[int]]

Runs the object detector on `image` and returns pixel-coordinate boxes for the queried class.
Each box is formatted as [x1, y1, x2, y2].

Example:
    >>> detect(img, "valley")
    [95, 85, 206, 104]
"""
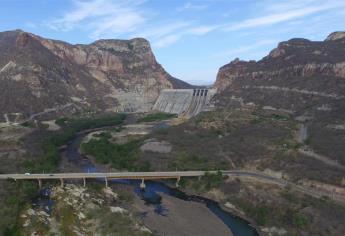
[0, 30, 344, 236]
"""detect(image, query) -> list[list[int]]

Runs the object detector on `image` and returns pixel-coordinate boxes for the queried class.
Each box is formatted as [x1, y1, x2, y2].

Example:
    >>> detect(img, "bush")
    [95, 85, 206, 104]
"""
[292, 212, 309, 228]
[138, 112, 176, 123]
[24, 114, 126, 173]
[81, 136, 149, 171]
[93, 132, 112, 139]
[233, 198, 270, 226]
[169, 152, 204, 171]
[202, 171, 224, 190]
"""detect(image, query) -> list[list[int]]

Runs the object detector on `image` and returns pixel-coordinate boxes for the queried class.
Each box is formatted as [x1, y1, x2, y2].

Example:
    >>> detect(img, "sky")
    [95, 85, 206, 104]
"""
[0, 0, 345, 85]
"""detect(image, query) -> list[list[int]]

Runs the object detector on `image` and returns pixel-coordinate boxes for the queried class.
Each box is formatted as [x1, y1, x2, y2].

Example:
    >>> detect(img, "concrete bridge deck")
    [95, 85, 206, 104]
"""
[0, 170, 344, 204]
[0, 171, 214, 180]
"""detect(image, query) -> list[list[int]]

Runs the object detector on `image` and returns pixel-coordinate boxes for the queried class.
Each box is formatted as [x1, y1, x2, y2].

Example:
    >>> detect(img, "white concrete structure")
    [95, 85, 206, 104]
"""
[153, 89, 216, 118]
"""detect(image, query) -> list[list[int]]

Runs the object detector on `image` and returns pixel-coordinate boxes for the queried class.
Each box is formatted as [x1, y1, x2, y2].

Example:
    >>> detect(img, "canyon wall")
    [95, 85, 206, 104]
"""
[0, 30, 191, 123]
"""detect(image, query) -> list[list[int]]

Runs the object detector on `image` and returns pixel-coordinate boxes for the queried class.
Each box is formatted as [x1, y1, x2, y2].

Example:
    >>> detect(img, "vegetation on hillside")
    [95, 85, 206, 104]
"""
[1, 114, 127, 235]
[23, 114, 126, 173]
[138, 112, 176, 123]
[81, 135, 150, 171]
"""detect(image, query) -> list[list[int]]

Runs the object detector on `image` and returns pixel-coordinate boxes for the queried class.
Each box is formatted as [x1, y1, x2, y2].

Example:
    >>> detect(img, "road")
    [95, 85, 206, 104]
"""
[0, 170, 344, 203]
[0, 171, 212, 180]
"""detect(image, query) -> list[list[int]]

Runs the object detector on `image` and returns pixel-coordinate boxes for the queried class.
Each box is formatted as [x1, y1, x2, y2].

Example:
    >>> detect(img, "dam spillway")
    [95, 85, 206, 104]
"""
[153, 89, 216, 118]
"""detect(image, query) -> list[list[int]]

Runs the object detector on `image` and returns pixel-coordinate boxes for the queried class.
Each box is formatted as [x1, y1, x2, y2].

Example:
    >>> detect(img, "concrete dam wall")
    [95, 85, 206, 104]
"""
[153, 89, 216, 118]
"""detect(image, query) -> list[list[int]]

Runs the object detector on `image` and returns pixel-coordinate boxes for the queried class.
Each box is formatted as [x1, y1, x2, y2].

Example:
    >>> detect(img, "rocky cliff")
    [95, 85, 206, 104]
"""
[214, 32, 345, 119]
[0, 30, 190, 123]
[214, 32, 345, 167]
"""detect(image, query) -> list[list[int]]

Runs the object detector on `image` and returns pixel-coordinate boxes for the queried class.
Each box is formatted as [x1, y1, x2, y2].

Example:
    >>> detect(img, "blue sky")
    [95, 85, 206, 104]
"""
[1, 0, 345, 85]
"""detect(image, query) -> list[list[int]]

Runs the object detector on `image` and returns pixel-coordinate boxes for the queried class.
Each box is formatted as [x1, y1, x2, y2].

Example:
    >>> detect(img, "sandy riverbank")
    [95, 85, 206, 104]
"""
[132, 192, 233, 236]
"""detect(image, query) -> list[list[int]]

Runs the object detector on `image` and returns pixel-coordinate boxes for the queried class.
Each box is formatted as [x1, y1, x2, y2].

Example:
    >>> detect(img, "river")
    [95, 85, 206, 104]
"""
[55, 121, 259, 236]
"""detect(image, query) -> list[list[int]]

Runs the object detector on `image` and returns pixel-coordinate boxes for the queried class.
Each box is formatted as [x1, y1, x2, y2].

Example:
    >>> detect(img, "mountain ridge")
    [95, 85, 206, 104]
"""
[214, 31, 345, 116]
[0, 29, 191, 123]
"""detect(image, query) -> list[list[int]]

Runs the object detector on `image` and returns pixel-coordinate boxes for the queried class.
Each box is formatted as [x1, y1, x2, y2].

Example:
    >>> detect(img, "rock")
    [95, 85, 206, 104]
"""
[224, 202, 244, 215]
[214, 32, 345, 119]
[0, 30, 191, 123]
[22, 219, 30, 227]
[78, 212, 86, 220]
[261, 226, 287, 235]
[139, 225, 152, 233]
[38, 211, 49, 217]
[325, 31, 345, 41]
[103, 187, 119, 200]
[109, 206, 128, 214]
[92, 198, 104, 205]
[27, 209, 35, 216]
[140, 139, 172, 153]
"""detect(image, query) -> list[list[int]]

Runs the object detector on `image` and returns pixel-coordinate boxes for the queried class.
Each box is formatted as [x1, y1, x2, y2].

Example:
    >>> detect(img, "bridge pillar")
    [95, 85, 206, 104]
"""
[175, 176, 181, 188]
[38, 179, 42, 189]
[83, 178, 86, 187]
[105, 177, 108, 188]
[140, 179, 146, 189]
[60, 178, 64, 188]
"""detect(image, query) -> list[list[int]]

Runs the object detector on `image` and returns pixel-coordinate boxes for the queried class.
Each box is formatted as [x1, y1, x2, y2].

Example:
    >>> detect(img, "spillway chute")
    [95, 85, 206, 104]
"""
[153, 89, 216, 118]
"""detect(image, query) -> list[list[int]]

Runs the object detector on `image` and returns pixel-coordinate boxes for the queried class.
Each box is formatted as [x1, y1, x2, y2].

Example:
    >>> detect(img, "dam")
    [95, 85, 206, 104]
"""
[153, 89, 216, 118]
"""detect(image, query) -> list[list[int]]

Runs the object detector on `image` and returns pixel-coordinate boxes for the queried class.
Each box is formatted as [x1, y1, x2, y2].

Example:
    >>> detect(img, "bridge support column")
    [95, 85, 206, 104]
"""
[140, 179, 145, 189]
[83, 178, 86, 187]
[105, 177, 108, 188]
[38, 179, 42, 189]
[60, 178, 64, 188]
[176, 176, 181, 188]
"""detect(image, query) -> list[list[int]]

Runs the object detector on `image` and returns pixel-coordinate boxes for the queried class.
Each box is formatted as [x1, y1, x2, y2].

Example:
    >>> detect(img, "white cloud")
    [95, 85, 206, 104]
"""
[47, 0, 215, 46]
[213, 39, 277, 59]
[47, 0, 147, 38]
[224, 1, 344, 31]
[177, 2, 208, 12]
[154, 34, 182, 48]
[45, 0, 345, 49]
[151, 24, 217, 48]
[136, 22, 192, 39]
[188, 25, 218, 35]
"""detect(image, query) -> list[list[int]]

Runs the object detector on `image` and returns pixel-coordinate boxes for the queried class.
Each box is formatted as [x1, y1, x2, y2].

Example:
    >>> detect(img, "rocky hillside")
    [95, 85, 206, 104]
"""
[214, 31, 345, 169]
[214, 32, 345, 118]
[0, 30, 190, 123]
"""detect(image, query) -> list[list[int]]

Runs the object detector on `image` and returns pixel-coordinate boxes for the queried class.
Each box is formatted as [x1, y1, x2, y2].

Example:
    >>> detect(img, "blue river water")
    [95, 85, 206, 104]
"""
[34, 123, 259, 236]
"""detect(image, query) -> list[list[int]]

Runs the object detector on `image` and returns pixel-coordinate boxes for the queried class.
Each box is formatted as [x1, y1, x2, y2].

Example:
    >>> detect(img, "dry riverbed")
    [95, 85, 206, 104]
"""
[132, 192, 233, 236]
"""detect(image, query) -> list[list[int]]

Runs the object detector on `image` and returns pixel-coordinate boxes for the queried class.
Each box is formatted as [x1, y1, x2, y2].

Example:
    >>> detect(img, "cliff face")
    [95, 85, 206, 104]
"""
[0, 30, 190, 123]
[214, 32, 345, 119]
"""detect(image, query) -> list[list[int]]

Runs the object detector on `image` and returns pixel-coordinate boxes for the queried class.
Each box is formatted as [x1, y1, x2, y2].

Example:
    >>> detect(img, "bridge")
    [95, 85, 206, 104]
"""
[0, 171, 218, 189]
[1, 170, 344, 204]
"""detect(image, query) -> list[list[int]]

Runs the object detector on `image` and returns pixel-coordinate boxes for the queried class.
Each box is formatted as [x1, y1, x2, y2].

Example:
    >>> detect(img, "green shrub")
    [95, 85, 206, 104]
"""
[271, 114, 289, 121]
[202, 171, 224, 190]
[24, 114, 126, 173]
[169, 152, 207, 171]
[138, 112, 176, 123]
[233, 199, 270, 226]
[93, 132, 112, 139]
[292, 212, 309, 228]
[81, 136, 148, 171]
[55, 117, 68, 126]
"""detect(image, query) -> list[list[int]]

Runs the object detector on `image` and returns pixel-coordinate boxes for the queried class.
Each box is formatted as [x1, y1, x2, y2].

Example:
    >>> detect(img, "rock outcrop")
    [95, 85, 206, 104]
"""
[0, 30, 191, 123]
[214, 32, 345, 166]
[214, 32, 345, 119]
